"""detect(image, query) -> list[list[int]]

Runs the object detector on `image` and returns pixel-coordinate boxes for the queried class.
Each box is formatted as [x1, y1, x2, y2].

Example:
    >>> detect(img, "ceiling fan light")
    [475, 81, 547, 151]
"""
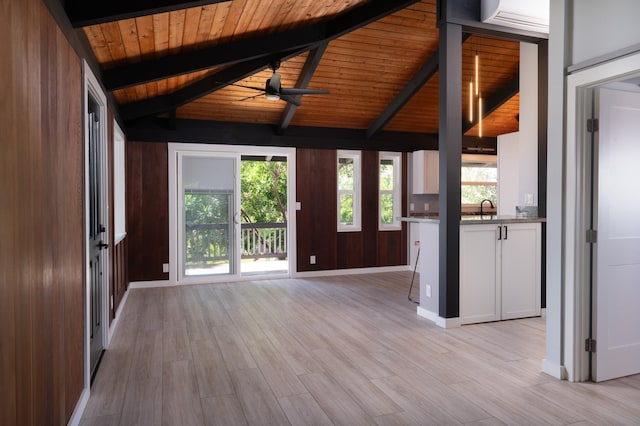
[265, 93, 280, 101]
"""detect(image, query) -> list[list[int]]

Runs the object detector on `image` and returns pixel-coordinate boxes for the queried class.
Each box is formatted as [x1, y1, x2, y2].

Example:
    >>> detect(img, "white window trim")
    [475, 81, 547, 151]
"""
[379, 152, 402, 231]
[337, 150, 361, 232]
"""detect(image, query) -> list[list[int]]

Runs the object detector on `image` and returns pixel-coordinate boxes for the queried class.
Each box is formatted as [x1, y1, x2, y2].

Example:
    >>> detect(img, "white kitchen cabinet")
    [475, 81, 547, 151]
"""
[460, 222, 541, 325]
[412, 150, 438, 194]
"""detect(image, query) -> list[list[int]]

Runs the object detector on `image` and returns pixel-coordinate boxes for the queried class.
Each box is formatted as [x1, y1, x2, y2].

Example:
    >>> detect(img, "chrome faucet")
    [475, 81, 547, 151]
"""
[480, 199, 494, 215]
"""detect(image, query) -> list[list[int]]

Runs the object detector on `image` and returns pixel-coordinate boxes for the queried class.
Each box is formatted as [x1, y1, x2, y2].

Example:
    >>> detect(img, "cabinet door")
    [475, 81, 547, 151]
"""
[500, 223, 541, 319]
[460, 225, 501, 324]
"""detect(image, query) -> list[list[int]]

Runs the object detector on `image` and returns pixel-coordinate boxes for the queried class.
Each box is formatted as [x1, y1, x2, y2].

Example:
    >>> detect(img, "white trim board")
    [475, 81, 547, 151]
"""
[417, 306, 462, 329]
[565, 49, 640, 382]
[293, 265, 411, 278]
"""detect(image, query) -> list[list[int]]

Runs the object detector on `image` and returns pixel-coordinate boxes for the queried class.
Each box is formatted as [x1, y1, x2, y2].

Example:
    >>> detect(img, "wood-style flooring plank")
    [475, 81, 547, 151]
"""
[81, 271, 640, 426]
[118, 375, 162, 426]
[278, 393, 334, 426]
[191, 338, 234, 398]
[201, 395, 248, 426]
[162, 360, 205, 426]
[298, 372, 374, 426]
[229, 368, 290, 425]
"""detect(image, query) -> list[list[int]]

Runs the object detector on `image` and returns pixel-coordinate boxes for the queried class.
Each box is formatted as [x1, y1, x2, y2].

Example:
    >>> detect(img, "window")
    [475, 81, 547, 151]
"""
[461, 154, 497, 209]
[337, 151, 361, 231]
[379, 152, 401, 230]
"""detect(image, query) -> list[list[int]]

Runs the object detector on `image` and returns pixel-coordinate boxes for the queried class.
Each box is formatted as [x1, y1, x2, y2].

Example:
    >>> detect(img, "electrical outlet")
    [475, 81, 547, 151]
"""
[426, 285, 432, 298]
[424, 203, 429, 211]
[310, 255, 316, 265]
[163, 263, 169, 273]
[410, 203, 415, 211]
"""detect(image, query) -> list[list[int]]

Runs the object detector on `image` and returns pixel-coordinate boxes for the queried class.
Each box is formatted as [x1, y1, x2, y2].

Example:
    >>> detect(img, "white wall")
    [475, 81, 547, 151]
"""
[497, 132, 519, 216]
[544, 0, 568, 380]
[571, 0, 640, 64]
[546, 0, 640, 381]
[519, 42, 538, 207]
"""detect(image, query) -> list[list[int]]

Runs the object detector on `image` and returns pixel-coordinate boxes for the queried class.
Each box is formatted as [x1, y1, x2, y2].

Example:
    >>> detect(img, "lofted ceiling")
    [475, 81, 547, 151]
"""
[71, 0, 525, 141]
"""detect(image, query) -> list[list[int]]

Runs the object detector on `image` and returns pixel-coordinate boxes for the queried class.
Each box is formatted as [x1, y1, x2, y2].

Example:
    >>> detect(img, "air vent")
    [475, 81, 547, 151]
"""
[482, 0, 549, 34]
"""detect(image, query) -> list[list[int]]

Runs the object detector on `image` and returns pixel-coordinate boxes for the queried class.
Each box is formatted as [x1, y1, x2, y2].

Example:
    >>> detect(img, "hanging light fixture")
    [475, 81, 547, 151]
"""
[468, 47, 483, 137]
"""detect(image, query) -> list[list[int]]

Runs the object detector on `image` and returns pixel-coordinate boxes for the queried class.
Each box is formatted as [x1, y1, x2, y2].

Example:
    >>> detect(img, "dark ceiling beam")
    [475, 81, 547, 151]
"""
[276, 43, 328, 135]
[65, 0, 230, 28]
[120, 50, 302, 121]
[462, 73, 519, 134]
[366, 33, 471, 139]
[126, 117, 440, 152]
[103, 0, 420, 91]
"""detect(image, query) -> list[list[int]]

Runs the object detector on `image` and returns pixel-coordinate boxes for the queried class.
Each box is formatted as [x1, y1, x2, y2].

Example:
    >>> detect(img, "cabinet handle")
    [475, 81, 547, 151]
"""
[504, 225, 508, 240]
[498, 225, 502, 240]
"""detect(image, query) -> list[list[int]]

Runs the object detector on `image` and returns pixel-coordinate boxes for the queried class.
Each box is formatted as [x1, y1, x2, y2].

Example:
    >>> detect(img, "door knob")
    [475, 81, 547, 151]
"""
[98, 241, 109, 250]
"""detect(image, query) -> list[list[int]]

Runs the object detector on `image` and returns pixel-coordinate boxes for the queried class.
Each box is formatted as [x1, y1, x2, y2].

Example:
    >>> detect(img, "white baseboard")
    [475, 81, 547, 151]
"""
[417, 306, 462, 328]
[129, 280, 173, 289]
[542, 358, 567, 380]
[107, 289, 130, 345]
[67, 387, 90, 426]
[293, 265, 410, 278]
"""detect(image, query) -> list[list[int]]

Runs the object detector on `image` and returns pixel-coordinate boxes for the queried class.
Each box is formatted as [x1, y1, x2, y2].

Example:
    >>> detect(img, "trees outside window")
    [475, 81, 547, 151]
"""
[337, 151, 361, 232]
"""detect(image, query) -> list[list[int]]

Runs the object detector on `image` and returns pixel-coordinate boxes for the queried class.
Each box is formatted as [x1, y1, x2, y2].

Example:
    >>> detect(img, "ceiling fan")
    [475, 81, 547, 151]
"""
[233, 61, 329, 107]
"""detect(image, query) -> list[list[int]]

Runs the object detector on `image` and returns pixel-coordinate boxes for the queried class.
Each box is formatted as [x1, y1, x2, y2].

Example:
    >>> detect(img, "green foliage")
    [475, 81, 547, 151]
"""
[240, 160, 287, 223]
[379, 160, 394, 191]
[338, 159, 354, 190]
[461, 165, 497, 205]
[380, 194, 394, 224]
[184, 192, 230, 225]
[339, 194, 354, 225]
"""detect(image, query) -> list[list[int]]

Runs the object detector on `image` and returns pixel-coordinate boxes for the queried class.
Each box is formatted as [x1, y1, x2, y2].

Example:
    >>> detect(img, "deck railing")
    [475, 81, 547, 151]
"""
[185, 222, 287, 267]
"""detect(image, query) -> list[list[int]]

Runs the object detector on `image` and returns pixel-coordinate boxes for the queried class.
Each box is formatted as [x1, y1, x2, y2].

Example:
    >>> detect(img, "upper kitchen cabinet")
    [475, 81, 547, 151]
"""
[412, 150, 439, 194]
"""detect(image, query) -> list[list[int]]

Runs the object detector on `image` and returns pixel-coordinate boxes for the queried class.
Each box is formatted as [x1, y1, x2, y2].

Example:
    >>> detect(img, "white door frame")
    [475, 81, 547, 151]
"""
[82, 61, 110, 388]
[565, 50, 640, 382]
[168, 143, 297, 285]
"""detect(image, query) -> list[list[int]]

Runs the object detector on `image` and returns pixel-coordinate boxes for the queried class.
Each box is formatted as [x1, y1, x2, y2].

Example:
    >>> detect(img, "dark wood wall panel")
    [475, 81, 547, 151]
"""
[299, 149, 407, 272]
[337, 233, 364, 269]
[361, 150, 380, 268]
[127, 141, 170, 281]
[296, 148, 338, 272]
[112, 238, 129, 317]
[0, 0, 84, 423]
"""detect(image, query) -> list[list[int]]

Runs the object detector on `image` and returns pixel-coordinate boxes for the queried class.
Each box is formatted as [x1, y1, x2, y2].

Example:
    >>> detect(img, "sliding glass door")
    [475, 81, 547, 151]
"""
[178, 153, 240, 280]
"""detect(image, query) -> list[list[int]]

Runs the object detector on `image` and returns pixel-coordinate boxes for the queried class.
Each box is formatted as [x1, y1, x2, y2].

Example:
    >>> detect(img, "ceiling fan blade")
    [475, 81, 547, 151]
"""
[239, 93, 265, 102]
[280, 88, 330, 96]
[279, 95, 302, 107]
[222, 82, 265, 92]
[267, 73, 281, 93]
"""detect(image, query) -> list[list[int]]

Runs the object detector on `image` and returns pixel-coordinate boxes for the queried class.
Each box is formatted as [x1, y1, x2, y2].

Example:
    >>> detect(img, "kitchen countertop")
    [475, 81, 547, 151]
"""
[400, 215, 546, 225]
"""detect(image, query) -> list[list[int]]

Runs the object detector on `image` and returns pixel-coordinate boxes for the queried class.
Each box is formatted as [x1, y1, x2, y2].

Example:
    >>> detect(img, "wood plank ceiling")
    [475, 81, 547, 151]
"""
[78, 0, 521, 139]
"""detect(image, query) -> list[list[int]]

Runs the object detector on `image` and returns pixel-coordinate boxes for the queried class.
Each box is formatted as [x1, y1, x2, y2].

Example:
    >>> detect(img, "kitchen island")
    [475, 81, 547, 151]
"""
[401, 215, 546, 327]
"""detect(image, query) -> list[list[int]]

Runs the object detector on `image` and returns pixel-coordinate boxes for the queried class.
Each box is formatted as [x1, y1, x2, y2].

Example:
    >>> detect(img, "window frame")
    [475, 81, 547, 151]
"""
[378, 152, 402, 231]
[337, 150, 362, 232]
[460, 154, 498, 211]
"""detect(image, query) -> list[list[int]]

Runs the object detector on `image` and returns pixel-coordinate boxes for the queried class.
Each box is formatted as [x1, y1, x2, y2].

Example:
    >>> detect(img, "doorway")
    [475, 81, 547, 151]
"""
[83, 62, 109, 381]
[590, 83, 640, 381]
[567, 52, 640, 382]
[169, 144, 295, 284]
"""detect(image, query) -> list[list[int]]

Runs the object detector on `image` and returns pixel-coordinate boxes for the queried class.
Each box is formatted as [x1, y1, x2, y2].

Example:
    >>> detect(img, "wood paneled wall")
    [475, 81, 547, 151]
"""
[296, 148, 407, 272]
[0, 0, 84, 423]
[126, 141, 170, 281]
[296, 149, 339, 272]
[125, 144, 406, 279]
[108, 113, 129, 319]
[111, 238, 129, 318]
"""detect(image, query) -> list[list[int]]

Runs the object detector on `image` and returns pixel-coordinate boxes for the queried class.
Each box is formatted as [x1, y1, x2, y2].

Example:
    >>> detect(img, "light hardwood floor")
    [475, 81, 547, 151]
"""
[81, 271, 640, 425]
